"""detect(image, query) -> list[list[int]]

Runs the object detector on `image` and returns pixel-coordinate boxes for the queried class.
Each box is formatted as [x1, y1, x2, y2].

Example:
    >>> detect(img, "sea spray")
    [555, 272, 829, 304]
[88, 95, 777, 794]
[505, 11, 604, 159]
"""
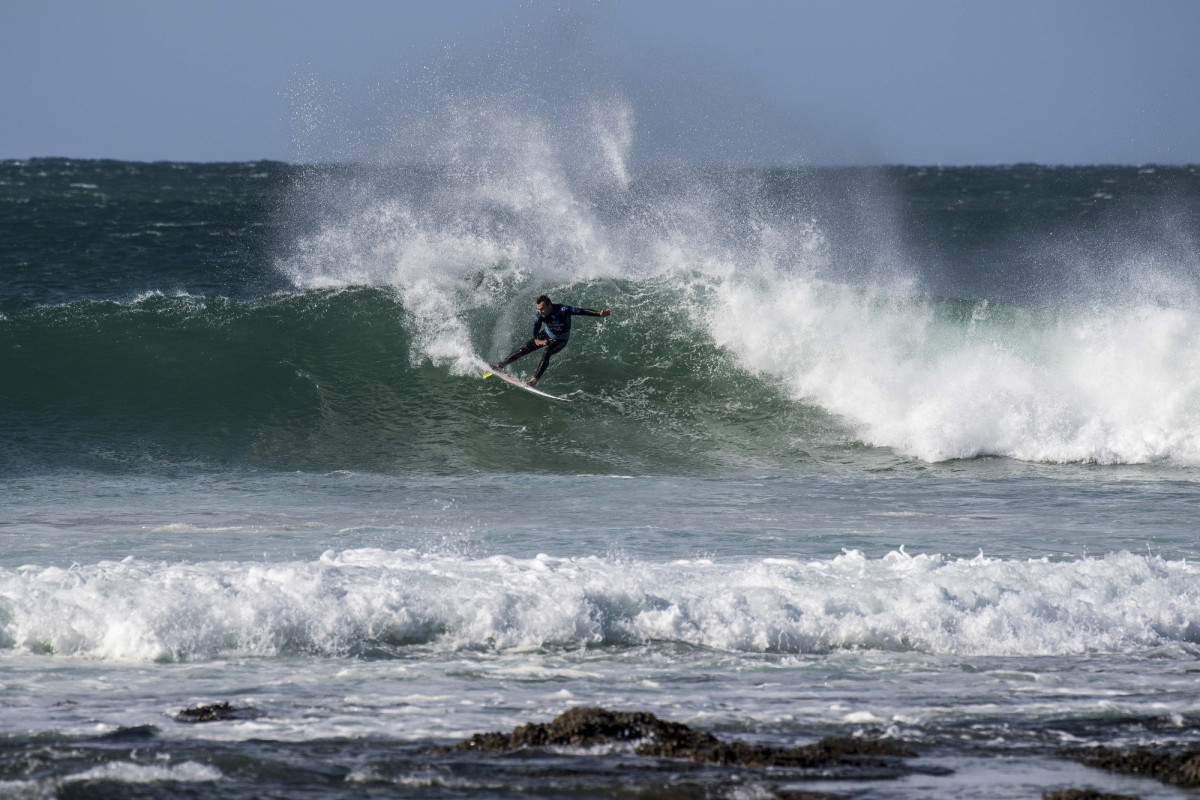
[279, 97, 635, 374]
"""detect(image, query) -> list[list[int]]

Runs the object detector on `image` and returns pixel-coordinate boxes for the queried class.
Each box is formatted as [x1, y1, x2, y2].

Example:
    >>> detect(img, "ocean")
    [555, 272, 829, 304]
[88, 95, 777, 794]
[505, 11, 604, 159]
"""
[2, 151, 1199, 799]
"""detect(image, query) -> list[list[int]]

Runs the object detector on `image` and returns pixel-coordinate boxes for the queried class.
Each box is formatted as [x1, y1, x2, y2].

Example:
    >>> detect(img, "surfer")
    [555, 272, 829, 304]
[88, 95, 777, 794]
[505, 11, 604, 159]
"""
[491, 295, 613, 387]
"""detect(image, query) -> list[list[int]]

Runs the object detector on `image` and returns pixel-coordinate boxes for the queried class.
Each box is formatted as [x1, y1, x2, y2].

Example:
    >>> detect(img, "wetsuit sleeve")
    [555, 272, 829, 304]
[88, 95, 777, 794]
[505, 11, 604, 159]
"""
[566, 306, 603, 316]
[532, 314, 543, 338]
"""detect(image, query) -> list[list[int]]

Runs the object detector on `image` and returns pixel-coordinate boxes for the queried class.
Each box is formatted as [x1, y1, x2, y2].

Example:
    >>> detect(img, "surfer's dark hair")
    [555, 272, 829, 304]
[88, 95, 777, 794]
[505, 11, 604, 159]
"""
[536, 295, 552, 306]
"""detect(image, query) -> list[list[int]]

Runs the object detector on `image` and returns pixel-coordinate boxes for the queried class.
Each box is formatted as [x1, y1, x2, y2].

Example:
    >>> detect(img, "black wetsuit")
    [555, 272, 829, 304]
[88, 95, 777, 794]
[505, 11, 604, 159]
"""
[496, 304, 604, 382]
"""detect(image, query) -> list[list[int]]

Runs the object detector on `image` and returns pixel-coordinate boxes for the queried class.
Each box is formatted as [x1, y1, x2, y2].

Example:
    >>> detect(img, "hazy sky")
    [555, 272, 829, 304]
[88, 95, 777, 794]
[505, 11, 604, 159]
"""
[3, 0, 1198, 165]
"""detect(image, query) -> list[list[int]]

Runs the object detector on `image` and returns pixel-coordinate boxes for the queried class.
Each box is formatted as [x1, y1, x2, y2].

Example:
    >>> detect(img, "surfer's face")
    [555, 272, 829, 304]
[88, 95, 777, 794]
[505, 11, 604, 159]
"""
[536, 301, 551, 316]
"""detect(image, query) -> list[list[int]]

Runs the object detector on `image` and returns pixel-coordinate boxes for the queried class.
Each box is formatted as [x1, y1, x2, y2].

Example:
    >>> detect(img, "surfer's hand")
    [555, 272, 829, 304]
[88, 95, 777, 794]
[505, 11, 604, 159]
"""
[535, 338, 548, 346]
[599, 309, 612, 317]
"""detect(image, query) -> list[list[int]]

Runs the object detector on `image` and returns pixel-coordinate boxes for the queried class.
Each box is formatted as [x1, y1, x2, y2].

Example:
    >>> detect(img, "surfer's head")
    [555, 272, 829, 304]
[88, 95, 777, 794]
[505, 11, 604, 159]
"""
[536, 295, 552, 315]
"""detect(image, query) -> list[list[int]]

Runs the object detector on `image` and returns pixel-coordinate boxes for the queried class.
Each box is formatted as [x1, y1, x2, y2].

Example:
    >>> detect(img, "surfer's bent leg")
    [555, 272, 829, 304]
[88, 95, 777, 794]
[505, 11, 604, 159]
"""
[498, 339, 542, 368]
[533, 339, 568, 381]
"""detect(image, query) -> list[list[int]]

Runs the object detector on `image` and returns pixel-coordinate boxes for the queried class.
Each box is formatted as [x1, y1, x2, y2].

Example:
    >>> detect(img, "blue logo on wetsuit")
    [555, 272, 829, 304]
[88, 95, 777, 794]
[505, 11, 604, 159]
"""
[535, 305, 584, 341]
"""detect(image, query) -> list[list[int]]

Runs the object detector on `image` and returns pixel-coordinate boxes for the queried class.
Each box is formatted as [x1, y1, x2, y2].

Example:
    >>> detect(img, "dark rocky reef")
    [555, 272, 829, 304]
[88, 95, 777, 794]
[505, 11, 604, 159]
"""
[174, 701, 253, 723]
[1064, 745, 1200, 788]
[439, 706, 915, 770]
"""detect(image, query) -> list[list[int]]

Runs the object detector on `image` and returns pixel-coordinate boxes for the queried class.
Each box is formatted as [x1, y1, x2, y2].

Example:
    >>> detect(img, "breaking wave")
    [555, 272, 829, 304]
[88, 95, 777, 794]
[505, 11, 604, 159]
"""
[2, 549, 1198, 661]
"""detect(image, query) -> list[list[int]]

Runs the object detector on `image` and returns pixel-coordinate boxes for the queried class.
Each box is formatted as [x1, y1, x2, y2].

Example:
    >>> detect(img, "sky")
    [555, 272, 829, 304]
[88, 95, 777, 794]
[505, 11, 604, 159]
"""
[2, 0, 1198, 165]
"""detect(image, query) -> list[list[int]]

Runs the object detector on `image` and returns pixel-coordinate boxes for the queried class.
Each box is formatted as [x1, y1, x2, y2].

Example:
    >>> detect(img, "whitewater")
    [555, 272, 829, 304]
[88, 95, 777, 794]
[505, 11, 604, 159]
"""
[6, 548, 1200, 661]
[2, 102, 1200, 798]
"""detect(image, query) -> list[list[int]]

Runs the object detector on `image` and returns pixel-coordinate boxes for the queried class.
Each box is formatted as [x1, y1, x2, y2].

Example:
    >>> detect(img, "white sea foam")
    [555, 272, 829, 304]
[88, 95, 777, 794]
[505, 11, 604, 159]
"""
[149, 524, 244, 534]
[2, 549, 1198, 661]
[62, 761, 223, 783]
[0, 759, 224, 793]
[708, 275, 1200, 464]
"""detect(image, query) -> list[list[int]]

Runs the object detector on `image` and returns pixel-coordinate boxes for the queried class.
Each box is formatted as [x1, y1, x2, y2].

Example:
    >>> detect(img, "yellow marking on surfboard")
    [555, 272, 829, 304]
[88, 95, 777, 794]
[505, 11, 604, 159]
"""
[482, 372, 493, 378]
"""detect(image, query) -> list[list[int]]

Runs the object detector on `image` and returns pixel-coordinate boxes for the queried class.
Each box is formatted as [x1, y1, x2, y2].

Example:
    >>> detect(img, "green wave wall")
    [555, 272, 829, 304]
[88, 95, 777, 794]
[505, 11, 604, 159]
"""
[1, 285, 850, 475]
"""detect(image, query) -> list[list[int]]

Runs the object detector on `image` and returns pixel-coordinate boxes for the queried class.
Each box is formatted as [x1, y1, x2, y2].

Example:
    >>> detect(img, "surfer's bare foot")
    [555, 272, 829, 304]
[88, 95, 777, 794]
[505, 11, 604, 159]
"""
[525, 379, 538, 387]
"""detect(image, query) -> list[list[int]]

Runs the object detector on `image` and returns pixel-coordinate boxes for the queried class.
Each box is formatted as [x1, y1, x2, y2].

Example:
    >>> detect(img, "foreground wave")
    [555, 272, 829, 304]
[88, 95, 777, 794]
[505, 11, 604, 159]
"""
[3, 548, 1198, 661]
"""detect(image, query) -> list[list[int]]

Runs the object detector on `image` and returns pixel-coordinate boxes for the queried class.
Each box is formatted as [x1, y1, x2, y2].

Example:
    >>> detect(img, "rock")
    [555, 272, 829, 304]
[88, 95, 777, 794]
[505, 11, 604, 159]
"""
[439, 706, 915, 769]
[175, 702, 245, 723]
[94, 725, 159, 741]
[1063, 746, 1200, 787]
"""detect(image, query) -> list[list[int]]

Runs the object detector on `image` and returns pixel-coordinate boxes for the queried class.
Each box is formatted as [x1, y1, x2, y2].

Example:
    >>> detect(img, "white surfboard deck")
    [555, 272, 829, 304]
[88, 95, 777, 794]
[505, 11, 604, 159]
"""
[483, 370, 571, 402]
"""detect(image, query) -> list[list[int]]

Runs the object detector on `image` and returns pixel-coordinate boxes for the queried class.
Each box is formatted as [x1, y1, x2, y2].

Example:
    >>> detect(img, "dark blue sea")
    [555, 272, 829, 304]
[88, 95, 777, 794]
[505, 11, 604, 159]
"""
[2, 144, 1200, 798]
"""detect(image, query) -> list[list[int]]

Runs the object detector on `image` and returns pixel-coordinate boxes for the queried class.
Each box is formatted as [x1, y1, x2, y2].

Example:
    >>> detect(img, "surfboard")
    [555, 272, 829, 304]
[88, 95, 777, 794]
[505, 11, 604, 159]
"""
[483, 369, 571, 403]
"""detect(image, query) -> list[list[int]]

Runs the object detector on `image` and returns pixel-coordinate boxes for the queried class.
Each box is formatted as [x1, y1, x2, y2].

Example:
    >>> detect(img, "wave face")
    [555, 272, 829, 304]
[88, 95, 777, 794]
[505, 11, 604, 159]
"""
[0, 287, 841, 473]
[2, 549, 1198, 661]
[3, 152, 1200, 471]
[4, 284, 1198, 472]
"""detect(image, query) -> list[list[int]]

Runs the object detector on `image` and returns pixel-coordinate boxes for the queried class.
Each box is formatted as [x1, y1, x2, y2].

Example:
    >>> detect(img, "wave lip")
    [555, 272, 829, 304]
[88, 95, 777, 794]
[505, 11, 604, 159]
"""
[2, 549, 1197, 662]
